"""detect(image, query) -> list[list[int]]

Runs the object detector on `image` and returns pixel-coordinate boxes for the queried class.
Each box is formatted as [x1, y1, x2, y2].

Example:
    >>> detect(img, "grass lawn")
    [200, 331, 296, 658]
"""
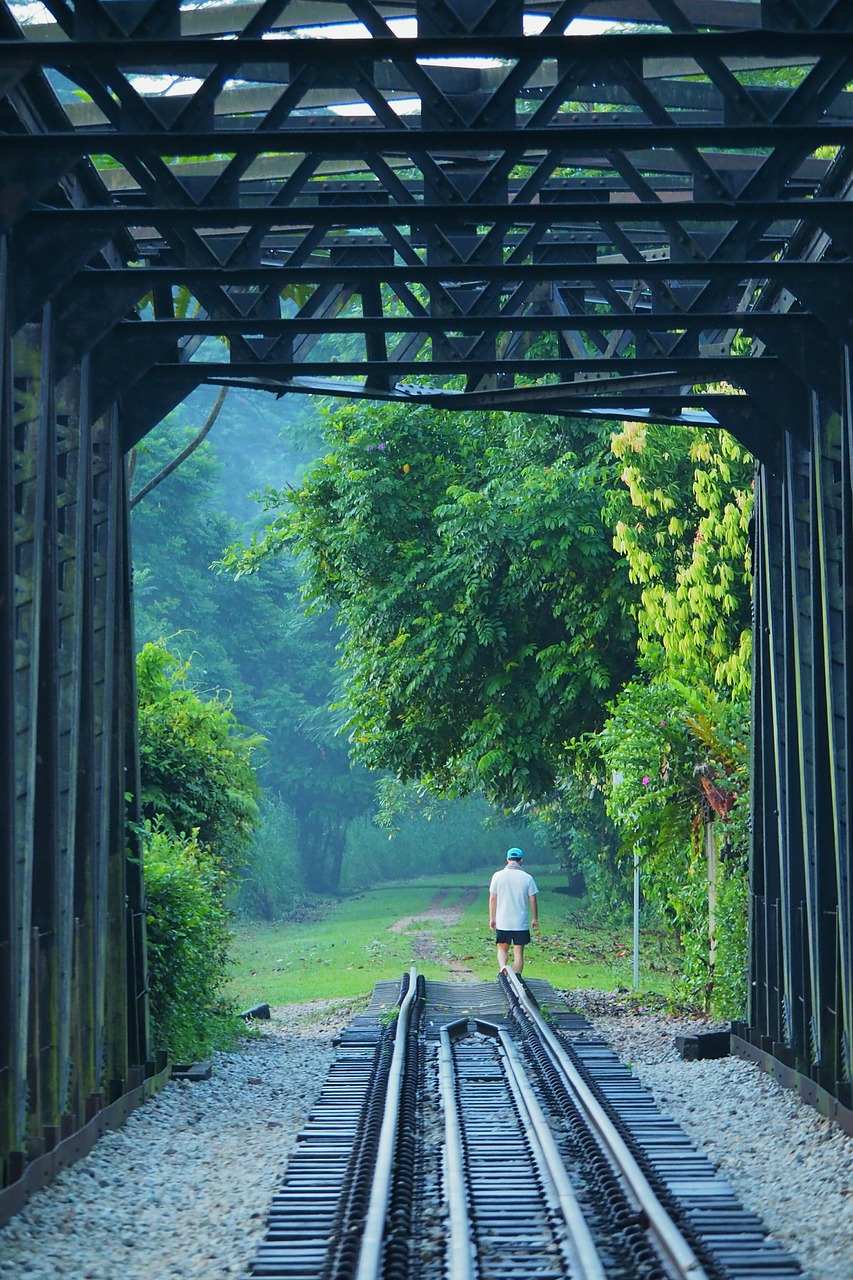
[227, 867, 679, 1008]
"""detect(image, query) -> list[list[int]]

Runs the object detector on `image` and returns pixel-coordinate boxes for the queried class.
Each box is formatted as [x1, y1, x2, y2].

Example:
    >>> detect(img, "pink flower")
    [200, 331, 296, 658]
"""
[378, 442, 386, 450]
[659, 720, 666, 726]
[642, 776, 651, 786]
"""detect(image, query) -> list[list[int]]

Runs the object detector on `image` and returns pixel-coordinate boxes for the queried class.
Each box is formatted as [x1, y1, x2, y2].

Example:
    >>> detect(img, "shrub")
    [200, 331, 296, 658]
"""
[143, 824, 237, 1062]
[596, 678, 749, 1015]
[137, 640, 262, 879]
[136, 641, 263, 1058]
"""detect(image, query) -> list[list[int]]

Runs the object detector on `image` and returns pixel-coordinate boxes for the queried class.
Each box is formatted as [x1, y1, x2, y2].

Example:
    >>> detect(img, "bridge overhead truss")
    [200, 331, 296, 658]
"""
[2, 0, 853, 1193]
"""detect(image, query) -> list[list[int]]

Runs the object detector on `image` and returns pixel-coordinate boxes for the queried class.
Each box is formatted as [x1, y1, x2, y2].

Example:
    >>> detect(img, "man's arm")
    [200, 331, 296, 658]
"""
[529, 892, 539, 931]
[489, 891, 497, 929]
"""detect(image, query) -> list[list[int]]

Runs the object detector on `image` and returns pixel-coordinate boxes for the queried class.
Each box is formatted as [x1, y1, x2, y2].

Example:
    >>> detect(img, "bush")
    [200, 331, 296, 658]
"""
[137, 640, 262, 879]
[596, 678, 749, 1014]
[136, 642, 263, 1058]
[143, 824, 237, 1062]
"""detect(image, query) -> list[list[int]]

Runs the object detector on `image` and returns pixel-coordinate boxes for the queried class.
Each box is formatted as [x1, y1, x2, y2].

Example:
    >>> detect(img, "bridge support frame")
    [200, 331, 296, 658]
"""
[0, 233, 151, 1196]
[748, 349, 853, 1106]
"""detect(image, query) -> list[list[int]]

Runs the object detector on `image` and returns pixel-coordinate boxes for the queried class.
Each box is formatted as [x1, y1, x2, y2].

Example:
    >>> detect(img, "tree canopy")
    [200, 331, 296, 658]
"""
[228, 401, 639, 805]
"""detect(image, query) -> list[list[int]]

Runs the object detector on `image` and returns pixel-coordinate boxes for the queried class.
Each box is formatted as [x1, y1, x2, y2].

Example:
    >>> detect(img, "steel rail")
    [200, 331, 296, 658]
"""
[495, 1025, 608, 1280]
[440, 1017, 607, 1280]
[502, 970, 710, 1280]
[354, 966, 419, 1280]
[438, 1023, 477, 1280]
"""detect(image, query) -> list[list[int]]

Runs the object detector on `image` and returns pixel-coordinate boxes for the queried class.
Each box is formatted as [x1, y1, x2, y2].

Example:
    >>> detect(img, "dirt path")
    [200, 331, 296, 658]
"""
[387, 886, 482, 981]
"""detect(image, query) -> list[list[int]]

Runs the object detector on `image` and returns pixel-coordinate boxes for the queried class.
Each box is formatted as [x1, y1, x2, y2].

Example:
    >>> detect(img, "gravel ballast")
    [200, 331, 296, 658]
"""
[1, 989, 852, 1279]
[563, 990, 853, 1280]
[0, 999, 363, 1280]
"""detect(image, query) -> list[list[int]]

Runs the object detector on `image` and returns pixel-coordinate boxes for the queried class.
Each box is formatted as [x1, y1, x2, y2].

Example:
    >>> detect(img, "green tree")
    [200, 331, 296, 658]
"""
[227, 402, 639, 805]
[608, 420, 753, 693]
[527, 773, 623, 909]
[593, 422, 754, 1013]
[132, 410, 378, 895]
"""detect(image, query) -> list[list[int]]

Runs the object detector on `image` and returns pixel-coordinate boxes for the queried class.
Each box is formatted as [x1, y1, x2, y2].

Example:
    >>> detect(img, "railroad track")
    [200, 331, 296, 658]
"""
[249, 971, 804, 1280]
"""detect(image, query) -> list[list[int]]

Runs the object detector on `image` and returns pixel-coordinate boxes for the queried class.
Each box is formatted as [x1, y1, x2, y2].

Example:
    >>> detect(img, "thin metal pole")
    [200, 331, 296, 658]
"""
[633, 848, 640, 990]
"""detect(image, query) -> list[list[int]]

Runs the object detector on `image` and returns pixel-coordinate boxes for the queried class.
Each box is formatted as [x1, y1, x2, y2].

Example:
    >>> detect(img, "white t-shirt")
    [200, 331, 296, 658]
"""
[489, 865, 539, 931]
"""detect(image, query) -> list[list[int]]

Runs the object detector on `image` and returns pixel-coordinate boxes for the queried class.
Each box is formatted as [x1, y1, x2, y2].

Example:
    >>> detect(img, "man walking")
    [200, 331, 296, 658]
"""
[489, 847, 539, 975]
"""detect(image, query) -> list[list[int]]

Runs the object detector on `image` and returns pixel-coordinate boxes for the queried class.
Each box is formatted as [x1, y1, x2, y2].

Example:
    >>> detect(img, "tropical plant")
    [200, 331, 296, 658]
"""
[592, 421, 754, 1014]
[224, 401, 639, 805]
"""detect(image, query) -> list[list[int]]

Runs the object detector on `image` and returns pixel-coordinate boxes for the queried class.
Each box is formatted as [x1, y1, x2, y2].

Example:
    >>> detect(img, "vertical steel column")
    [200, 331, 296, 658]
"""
[749, 463, 771, 1037]
[28, 301, 64, 1151]
[831, 353, 853, 1089]
[754, 462, 787, 1047]
[69, 358, 99, 1125]
[11, 319, 45, 1161]
[55, 359, 91, 1128]
[101, 407, 132, 1096]
[777, 433, 810, 1064]
[0, 236, 22, 1185]
[88, 406, 115, 1098]
[120, 447, 149, 1077]
[811, 398, 848, 1091]
[750, 373, 853, 1103]
[786, 417, 828, 1070]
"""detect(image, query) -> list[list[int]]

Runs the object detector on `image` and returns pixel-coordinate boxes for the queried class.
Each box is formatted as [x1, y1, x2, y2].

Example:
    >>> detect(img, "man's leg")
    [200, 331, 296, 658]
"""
[497, 941, 510, 972]
[512, 943, 525, 974]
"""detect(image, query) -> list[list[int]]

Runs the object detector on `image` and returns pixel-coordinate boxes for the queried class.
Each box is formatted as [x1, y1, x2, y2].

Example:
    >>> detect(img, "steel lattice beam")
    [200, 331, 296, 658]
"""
[4, 0, 853, 1200]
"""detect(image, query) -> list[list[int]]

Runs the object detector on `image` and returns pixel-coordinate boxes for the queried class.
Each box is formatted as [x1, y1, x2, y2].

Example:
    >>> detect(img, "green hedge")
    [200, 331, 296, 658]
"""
[143, 824, 237, 1063]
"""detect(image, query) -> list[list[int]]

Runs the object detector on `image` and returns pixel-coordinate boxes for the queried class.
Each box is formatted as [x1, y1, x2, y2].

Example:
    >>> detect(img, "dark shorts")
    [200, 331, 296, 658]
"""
[495, 929, 531, 945]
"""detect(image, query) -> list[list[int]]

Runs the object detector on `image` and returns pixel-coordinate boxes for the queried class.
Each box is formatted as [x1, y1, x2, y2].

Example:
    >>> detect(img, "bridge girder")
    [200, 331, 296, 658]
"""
[3, 0, 853, 1203]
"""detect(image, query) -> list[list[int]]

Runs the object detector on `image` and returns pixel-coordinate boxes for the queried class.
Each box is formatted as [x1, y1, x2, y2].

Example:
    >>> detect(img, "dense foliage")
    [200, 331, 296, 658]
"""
[135, 388, 756, 1017]
[594, 422, 754, 1014]
[608, 421, 753, 693]
[137, 642, 262, 1057]
[131, 411, 377, 895]
[142, 824, 236, 1061]
[137, 641, 262, 877]
[237, 405, 754, 1013]
[227, 402, 639, 804]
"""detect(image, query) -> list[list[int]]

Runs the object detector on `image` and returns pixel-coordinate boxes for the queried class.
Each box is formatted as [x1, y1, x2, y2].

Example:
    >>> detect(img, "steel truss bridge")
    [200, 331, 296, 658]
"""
[2, 0, 853, 1203]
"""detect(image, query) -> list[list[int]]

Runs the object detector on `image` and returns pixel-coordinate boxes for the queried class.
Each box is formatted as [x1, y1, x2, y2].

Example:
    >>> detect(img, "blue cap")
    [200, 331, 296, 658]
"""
[506, 847, 523, 860]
